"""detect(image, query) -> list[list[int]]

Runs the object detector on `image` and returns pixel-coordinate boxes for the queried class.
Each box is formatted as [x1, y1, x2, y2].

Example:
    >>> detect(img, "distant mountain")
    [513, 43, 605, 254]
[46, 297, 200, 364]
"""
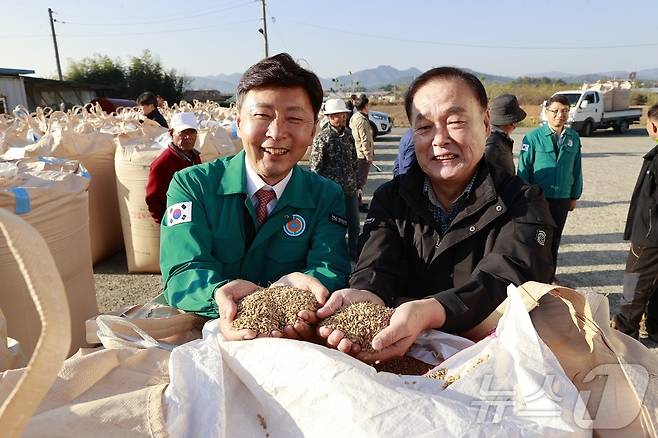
[462, 68, 515, 84]
[188, 73, 243, 93]
[188, 65, 658, 92]
[325, 65, 423, 90]
[524, 69, 658, 82]
[637, 68, 658, 81]
[525, 71, 574, 79]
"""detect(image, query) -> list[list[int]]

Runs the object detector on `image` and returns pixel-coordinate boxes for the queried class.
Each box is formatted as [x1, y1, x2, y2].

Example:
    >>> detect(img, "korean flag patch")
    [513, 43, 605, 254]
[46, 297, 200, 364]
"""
[167, 202, 192, 226]
[521, 143, 530, 152]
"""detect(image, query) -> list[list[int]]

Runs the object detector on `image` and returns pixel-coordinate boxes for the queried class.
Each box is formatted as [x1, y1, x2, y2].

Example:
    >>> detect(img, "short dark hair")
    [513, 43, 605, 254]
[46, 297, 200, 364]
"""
[648, 103, 658, 120]
[136, 91, 158, 106]
[354, 94, 369, 111]
[545, 95, 571, 108]
[236, 53, 323, 119]
[404, 67, 488, 122]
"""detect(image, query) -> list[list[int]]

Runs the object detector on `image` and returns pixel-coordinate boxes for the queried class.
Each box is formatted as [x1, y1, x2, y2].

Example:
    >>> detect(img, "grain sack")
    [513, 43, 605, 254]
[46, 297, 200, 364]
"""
[114, 123, 168, 273]
[115, 119, 237, 273]
[0, 307, 26, 373]
[17, 122, 123, 264]
[582, 81, 614, 111]
[196, 120, 240, 163]
[0, 157, 97, 357]
[0, 107, 44, 152]
[612, 80, 632, 111]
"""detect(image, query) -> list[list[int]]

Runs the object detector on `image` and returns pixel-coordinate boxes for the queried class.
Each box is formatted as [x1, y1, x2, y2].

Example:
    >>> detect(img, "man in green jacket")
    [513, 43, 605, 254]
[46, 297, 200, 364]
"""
[160, 53, 350, 341]
[517, 94, 583, 280]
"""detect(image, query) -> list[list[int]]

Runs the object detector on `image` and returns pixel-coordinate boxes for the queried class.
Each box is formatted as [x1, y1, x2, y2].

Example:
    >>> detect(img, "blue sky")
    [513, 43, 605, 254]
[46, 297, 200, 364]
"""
[4, 0, 658, 79]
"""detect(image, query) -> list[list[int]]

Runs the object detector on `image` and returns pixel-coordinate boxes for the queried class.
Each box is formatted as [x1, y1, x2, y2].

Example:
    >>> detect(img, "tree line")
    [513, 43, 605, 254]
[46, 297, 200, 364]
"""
[65, 50, 188, 103]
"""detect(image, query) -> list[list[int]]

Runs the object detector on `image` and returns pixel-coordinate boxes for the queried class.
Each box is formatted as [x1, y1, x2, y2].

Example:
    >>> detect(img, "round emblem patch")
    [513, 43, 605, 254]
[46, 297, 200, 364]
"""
[536, 229, 547, 246]
[283, 214, 306, 237]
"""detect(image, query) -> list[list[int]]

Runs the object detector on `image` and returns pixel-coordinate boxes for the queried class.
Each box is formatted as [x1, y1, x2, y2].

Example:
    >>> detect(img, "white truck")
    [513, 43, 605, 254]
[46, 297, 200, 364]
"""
[541, 90, 642, 136]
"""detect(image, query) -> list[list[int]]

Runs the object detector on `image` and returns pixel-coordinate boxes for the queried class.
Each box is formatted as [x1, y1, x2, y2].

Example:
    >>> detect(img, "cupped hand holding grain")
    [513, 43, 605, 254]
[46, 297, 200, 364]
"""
[317, 288, 385, 355]
[272, 272, 329, 340]
[215, 279, 265, 340]
[357, 298, 446, 364]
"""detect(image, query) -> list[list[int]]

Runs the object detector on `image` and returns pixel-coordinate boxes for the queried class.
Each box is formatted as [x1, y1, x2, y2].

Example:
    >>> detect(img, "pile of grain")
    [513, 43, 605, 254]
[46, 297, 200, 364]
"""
[232, 286, 320, 334]
[426, 354, 489, 389]
[319, 302, 394, 351]
[374, 356, 435, 375]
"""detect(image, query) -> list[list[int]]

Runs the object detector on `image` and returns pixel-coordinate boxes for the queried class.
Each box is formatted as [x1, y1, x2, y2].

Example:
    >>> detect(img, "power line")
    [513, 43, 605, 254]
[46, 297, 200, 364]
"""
[54, 0, 250, 22]
[0, 18, 260, 39]
[55, 0, 254, 26]
[289, 20, 658, 50]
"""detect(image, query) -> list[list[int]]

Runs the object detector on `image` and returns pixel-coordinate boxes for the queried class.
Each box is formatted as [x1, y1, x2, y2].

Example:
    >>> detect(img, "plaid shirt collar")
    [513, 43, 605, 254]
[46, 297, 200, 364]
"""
[423, 173, 477, 235]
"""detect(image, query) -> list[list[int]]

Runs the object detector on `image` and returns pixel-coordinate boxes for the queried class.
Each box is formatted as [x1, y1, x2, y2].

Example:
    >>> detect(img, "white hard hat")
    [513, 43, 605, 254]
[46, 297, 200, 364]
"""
[170, 112, 199, 132]
[323, 98, 350, 115]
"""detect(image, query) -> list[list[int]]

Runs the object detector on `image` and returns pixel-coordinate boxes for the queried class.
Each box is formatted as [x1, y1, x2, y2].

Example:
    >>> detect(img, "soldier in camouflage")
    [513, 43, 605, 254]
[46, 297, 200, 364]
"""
[310, 98, 360, 261]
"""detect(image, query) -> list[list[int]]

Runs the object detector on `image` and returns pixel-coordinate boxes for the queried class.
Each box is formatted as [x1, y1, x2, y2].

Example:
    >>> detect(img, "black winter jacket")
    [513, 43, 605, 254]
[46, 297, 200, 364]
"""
[624, 145, 658, 246]
[484, 129, 515, 176]
[147, 108, 169, 129]
[350, 159, 555, 333]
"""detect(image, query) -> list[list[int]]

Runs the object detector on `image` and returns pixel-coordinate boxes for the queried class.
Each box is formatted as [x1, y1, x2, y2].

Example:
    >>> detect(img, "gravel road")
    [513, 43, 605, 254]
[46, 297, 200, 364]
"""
[94, 125, 658, 349]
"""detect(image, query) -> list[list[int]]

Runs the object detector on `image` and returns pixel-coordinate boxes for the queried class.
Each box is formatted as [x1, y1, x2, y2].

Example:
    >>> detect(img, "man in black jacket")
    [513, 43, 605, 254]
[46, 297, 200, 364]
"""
[485, 94, 526, 175]
[612, 104, 658, 340]
[317, 67, 555, 362]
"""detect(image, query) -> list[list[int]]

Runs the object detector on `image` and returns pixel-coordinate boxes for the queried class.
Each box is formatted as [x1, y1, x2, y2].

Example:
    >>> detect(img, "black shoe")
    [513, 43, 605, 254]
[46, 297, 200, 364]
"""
[359, 203, 369, 213]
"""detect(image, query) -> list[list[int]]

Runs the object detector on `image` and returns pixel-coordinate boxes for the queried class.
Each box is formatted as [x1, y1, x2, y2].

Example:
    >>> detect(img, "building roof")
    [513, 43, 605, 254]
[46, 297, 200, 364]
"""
[22, 76, 113, 90]
[0, 68, 35, 76]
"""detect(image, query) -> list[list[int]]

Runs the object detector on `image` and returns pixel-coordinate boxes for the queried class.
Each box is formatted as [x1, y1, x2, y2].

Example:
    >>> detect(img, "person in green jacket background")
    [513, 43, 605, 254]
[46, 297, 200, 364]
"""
[517, 94, 583, 281]
[160, 53, 350, 342]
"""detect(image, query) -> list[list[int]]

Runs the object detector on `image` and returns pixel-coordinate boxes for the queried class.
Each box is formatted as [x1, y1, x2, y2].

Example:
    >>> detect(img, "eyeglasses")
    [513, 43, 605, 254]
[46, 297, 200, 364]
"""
[546, 109, 570, 116]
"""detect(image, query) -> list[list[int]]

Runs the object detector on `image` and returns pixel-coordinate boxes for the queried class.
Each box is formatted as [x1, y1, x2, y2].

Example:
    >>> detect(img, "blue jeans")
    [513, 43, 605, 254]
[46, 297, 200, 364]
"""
[345, 194, 360, 261]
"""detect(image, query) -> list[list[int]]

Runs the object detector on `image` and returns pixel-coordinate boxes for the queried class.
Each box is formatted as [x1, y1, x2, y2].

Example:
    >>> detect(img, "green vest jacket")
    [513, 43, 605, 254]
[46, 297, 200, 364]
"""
[160, 150, 350, 318]
[517, 124, 583, 200]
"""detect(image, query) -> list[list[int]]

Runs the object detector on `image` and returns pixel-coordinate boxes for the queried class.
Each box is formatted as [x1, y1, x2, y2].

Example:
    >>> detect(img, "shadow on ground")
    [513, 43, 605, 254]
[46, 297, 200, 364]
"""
[561, 233, 624, 244]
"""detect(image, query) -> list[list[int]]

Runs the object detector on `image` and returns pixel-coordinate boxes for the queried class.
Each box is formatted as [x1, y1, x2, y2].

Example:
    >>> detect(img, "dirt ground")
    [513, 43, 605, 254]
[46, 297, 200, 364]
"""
[94, 124, 658, 350]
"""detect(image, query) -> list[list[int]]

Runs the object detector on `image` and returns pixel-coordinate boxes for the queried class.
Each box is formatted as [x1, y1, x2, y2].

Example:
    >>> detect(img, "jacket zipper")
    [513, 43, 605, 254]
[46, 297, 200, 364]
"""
[648, 208, 653, 239]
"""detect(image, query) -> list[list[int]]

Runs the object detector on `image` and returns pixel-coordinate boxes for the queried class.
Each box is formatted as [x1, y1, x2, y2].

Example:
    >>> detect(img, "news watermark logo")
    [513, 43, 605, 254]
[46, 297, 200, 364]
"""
[469, 363, 651, 430]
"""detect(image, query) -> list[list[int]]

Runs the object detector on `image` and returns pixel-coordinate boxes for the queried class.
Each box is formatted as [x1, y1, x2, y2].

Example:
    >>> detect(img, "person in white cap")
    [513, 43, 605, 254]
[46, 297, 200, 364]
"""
[310, 98, 360, 261]
[145, 112, 201, 223]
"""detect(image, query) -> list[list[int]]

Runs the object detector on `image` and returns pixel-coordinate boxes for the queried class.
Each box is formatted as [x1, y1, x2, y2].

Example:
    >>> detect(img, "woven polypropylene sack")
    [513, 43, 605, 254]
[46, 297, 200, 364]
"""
[114, 125, 166, 273]
[19, 126, 122, 264]
[0, 157, 97, 357]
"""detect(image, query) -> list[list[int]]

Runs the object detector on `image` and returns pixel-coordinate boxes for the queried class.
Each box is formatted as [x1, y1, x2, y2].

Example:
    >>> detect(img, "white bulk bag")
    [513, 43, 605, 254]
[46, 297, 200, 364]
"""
[165, 285, 587, 437]
[17, 121, 122, 264]
[0, 157, 97, 357]
[114, 122, 167, 273]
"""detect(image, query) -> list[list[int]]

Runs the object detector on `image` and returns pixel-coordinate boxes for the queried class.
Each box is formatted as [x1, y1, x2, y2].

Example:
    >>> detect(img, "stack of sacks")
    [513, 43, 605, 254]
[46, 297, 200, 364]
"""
[9, 110, 123, 263]
[0, 157, 97, 357]
[114, 113, 241, 273]
[582, 80, 634, 111]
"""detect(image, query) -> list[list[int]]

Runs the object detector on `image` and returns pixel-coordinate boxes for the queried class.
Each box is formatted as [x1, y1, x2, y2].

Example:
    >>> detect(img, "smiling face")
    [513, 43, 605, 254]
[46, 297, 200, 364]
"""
[410, 78, 490, 190]
[545, 102, 570, 132]
[237, 86, 317, 185]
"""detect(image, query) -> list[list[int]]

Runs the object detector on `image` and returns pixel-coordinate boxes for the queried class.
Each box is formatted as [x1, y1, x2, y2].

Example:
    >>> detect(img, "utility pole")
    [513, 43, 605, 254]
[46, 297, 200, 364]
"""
[258, 0, 269, 58]
[48, 8, 63, 81]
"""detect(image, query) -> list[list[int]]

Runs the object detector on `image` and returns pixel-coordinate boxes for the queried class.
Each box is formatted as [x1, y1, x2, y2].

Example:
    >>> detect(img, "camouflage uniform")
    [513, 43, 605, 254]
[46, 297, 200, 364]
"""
[310, 124, 360, 260]
[310, 125, 358, 196]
